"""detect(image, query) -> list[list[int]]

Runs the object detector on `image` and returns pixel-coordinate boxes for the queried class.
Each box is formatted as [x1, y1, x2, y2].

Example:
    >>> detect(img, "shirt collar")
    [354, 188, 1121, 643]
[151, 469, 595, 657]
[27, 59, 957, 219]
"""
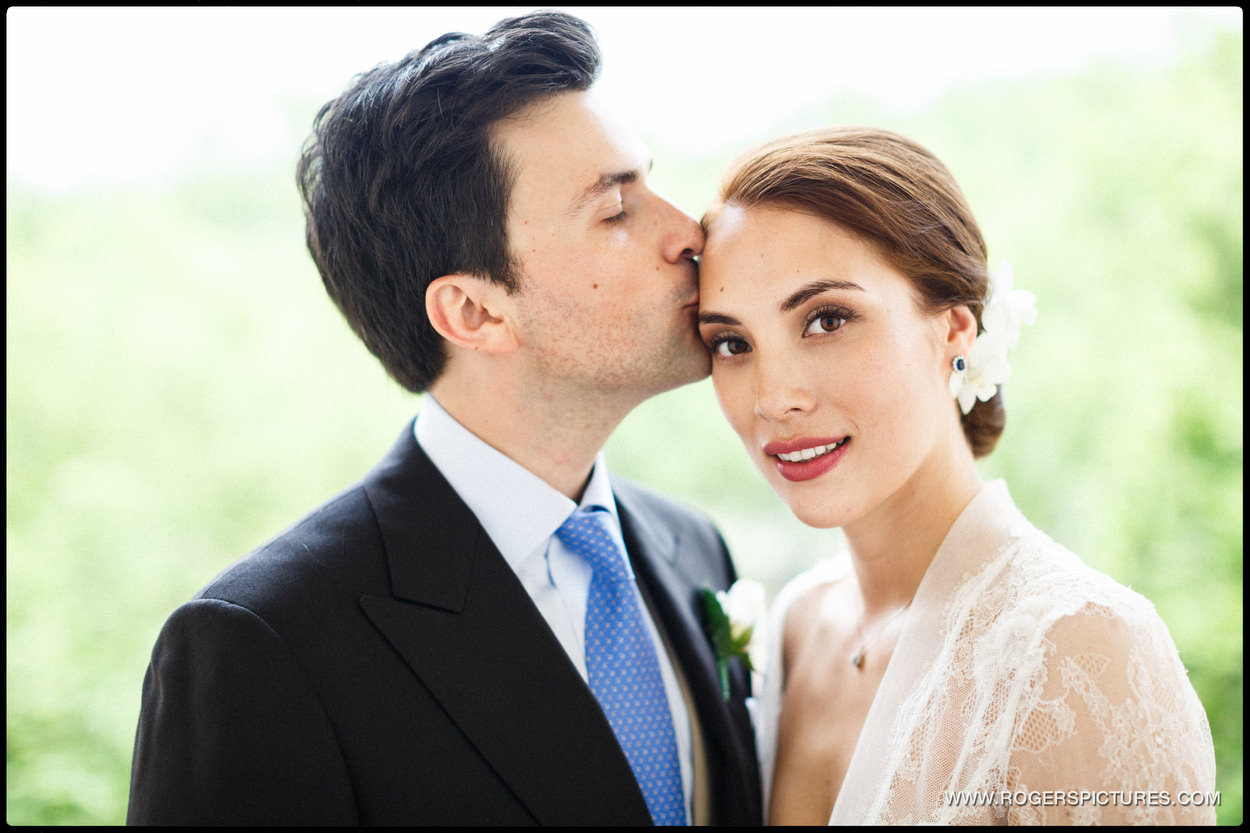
[414, 395, 618, 569]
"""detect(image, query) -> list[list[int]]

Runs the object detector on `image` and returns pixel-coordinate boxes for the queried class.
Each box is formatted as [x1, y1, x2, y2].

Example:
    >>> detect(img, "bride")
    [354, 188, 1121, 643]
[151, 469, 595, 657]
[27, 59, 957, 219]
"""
[697, 127, 1216, 824]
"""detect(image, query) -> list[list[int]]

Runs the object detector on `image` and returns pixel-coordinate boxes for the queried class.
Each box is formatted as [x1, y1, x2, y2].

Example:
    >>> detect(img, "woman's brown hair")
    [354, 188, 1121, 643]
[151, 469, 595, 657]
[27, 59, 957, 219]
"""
[705, 126, 1004, 457]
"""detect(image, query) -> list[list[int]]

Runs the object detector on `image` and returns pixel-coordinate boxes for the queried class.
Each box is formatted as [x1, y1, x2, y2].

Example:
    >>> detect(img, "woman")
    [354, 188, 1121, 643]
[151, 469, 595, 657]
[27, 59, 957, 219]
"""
[697, 127, 1216, 824]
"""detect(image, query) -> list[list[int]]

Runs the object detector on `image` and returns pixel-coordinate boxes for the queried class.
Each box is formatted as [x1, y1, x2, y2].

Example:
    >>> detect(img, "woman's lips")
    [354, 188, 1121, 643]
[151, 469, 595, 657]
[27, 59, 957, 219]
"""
[763, 436, 850, 482]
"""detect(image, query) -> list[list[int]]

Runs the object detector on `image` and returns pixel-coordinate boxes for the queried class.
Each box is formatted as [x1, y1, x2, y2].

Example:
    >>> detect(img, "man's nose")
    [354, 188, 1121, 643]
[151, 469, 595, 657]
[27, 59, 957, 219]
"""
[658, 195, 704, 263]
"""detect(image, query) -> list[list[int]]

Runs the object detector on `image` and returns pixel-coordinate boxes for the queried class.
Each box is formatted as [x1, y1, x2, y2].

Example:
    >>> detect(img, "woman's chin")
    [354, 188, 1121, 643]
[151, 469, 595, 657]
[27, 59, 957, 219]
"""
[752, 461, 853, 529]
[780, 493, 851, 530]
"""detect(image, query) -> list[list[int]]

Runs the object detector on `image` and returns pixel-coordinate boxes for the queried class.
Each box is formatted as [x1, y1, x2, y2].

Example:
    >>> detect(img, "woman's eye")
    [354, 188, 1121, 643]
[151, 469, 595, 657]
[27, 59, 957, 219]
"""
[711, 337, 750, 358]
[603, 209, 627, 225]
[803, 312, 847, 336]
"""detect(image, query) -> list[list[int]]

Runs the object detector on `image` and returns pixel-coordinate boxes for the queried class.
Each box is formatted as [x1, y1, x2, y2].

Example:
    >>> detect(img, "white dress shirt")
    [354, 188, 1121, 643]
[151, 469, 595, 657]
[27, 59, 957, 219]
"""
[414, 395, 692, 821]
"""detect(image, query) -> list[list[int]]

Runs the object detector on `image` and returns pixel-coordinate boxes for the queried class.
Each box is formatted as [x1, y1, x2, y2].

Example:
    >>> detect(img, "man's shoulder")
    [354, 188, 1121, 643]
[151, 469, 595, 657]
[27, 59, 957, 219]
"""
[612, 473, 707, 521]
[193, 483, 386, 614]
[191, 422, 430, 612]
[611, 474, 725, 548]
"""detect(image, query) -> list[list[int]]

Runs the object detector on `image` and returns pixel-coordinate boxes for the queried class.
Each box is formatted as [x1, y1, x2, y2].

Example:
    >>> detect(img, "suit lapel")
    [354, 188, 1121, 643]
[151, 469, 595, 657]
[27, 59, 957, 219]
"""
[615, 484, 762, 824]
[358, 426, 651, 825]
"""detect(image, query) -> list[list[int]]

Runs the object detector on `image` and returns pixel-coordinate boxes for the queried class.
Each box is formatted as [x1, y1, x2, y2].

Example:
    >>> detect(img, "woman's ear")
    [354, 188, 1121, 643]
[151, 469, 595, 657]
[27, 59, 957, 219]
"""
[944, 304, 978, 354]
[425, 274, 519, 354]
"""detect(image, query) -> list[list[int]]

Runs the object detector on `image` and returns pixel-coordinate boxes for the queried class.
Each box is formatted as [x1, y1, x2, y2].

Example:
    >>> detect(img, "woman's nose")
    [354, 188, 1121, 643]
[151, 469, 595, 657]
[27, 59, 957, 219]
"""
[753, 357, 816, 421]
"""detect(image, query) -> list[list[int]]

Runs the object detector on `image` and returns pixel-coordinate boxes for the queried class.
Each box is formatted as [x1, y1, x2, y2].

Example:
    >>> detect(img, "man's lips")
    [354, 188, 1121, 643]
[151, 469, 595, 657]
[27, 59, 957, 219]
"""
[762, 436, 850, 482]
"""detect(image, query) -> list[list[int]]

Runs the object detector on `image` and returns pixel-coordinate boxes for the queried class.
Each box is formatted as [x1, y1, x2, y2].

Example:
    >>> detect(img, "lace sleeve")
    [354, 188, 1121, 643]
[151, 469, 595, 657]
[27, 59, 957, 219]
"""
[1006, 601, 1217, 824]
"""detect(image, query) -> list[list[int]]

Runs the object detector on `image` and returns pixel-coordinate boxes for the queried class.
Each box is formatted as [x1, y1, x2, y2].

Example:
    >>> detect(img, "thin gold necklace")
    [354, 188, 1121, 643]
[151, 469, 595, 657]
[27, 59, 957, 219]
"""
[850, 600, 913, 670]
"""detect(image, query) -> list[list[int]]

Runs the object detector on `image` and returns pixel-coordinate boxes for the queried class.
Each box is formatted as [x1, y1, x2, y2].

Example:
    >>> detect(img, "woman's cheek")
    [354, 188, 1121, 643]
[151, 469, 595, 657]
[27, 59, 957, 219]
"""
[713, 368, 755, 445]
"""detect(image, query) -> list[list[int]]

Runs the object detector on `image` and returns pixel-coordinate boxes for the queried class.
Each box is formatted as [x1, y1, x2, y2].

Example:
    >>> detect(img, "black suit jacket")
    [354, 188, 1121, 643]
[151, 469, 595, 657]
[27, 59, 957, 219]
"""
[127, 422, 762, 825]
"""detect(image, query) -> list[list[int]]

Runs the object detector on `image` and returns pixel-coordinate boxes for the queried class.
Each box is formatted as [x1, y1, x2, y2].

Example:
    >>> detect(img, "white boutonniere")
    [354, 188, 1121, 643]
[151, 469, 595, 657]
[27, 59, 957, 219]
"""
[700, 579, 766, 701]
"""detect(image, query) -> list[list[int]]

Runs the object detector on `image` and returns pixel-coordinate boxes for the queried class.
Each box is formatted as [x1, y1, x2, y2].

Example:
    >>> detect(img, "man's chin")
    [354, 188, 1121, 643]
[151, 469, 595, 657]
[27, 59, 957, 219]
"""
[623, 352, 706, 404]
[667, 338, 712, 385]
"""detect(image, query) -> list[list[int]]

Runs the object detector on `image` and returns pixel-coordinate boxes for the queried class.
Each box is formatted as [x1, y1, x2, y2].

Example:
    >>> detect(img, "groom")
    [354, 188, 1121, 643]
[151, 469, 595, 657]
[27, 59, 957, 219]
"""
[126, 10, 761, 826]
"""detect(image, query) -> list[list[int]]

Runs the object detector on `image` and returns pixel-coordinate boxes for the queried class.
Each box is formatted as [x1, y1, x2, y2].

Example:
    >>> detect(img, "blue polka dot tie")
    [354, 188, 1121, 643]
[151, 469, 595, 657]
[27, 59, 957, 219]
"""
[556, 508, 687, 826]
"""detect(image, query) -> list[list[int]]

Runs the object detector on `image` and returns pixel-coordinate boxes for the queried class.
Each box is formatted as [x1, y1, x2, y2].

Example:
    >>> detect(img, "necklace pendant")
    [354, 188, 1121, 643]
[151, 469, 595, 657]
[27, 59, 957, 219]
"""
[850, 647, 865, 669]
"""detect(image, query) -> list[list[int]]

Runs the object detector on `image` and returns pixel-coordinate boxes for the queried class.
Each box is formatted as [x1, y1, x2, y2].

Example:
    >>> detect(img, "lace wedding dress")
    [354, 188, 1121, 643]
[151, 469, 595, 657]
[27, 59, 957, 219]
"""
[756, 480, 1217, 824]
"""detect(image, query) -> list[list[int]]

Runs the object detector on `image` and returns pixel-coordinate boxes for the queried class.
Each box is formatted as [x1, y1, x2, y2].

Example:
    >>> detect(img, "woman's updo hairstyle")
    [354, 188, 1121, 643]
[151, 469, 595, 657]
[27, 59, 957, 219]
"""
[704, 126, 1004, 457]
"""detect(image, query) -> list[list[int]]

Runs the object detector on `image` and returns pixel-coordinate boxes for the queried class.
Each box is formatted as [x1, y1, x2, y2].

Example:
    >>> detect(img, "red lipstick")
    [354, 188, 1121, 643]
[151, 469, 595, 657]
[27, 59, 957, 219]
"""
[763, 436, 850, 483]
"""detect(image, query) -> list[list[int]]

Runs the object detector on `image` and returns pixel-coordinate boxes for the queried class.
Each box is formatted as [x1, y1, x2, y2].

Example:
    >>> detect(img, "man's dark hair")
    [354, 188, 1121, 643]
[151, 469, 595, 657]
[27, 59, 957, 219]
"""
[296, 10, 601, 392]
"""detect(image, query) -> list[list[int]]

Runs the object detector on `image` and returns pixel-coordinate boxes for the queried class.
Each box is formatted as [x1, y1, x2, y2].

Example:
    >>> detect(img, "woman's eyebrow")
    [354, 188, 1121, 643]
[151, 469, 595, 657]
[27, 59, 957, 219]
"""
[780, 279, 865, 312]
[697, 311, 740, 326]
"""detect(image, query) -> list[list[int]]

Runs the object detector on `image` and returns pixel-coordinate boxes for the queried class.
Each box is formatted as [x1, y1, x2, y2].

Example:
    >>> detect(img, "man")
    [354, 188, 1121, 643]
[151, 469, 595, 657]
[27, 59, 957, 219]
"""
[127, 10, 761, 825]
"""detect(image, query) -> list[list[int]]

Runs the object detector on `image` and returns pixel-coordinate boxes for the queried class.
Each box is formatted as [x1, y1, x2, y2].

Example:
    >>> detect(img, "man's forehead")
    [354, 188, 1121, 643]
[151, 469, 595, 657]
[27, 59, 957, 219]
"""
[494, 91, 652, 205]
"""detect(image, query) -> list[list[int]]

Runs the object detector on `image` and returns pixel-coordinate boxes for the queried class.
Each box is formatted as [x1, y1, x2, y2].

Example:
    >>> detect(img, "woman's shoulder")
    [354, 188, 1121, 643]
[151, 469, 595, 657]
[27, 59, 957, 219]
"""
[771, 555, 853, 623]
[953, 481, 1152, 621]
[981, 512, 1180, 664]
[757, 555, 853, 679]
[1000, 517, 1159, 624]
[944, 482, 1177, 663]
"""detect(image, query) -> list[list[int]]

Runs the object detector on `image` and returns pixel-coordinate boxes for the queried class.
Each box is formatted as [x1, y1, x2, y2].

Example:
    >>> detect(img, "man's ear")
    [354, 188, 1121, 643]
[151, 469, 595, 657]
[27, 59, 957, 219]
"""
[426, 274, 519, 354]
[943, 303, 978, 356]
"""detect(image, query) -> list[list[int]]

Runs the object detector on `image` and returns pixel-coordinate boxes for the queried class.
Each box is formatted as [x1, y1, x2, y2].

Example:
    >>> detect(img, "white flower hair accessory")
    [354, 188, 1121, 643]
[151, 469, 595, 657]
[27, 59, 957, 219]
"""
[949, 259, 1037, 415]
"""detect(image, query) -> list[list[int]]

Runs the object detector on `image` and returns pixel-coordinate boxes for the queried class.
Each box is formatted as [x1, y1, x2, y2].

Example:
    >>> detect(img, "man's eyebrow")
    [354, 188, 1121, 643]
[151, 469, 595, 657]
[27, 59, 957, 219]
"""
[780, 279, 865, 312]
[569, 159, 653, 214]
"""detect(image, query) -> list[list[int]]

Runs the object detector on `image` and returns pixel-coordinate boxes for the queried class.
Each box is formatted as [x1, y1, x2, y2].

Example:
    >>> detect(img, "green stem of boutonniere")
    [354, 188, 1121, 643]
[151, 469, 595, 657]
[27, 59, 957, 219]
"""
[700, 588, 756, 701]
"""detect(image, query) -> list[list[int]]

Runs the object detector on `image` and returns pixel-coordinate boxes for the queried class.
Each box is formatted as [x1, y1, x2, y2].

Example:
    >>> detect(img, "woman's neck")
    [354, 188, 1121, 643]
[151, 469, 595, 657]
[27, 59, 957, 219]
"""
[842, 443, 983, 618]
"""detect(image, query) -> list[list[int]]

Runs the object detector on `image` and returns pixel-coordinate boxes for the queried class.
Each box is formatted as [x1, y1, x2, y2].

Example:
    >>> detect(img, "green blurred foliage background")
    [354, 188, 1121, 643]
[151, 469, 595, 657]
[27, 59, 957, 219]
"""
[7, 14, 1242, 826]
